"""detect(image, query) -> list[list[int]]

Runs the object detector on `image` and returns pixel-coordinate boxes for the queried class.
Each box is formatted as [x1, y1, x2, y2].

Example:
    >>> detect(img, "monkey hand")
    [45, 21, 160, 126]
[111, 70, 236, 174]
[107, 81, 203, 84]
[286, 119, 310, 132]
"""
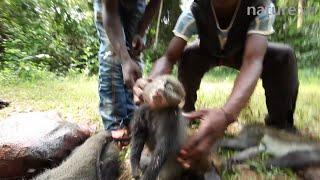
[178, 108, 231, 169]
[131, 167, 142, 180]
[133, 78, 152, 105]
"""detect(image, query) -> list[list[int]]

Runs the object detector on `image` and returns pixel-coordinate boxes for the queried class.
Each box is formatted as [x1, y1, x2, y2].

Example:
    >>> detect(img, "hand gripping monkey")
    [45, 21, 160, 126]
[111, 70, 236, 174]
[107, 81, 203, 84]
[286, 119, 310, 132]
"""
[130, 75, 188, 180]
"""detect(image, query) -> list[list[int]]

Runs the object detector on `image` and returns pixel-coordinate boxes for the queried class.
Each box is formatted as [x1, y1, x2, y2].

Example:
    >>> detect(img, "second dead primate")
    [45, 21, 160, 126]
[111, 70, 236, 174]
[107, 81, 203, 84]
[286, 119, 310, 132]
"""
[217, 124, 320, 170]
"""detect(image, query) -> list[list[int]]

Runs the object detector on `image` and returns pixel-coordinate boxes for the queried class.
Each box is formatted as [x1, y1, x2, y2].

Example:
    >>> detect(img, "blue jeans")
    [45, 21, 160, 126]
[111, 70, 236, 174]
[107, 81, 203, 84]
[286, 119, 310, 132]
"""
[93, 0, 146, 130]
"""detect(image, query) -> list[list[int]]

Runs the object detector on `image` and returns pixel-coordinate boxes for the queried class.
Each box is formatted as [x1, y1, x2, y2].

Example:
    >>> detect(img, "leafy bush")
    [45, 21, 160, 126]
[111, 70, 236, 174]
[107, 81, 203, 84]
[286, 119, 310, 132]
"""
[0, 0, 99, 76]
[0, 0, 319, 80]
[271, 0, 320, 68]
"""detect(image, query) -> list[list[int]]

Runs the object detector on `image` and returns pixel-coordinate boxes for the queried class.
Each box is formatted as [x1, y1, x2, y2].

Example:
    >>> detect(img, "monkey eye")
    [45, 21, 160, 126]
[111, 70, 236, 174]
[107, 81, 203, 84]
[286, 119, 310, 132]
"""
[164, 82, 174, 92]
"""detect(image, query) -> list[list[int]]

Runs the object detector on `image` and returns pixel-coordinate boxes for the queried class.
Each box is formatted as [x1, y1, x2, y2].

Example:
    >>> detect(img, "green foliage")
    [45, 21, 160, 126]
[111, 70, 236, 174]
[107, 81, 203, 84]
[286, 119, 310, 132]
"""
[0, 0, 99, 76]
[271, 0, 320, 68]
[0, 0, 319, 80]
[145, 1, 181, 61]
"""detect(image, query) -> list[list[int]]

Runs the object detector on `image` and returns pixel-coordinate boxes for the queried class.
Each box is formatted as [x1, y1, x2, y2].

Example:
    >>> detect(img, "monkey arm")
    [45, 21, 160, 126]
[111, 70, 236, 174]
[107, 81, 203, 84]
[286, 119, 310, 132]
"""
[142, 111, 180, 180]
[226, 146, 264, 169]
[130, 131, 147, 179]
[141, 136, 176, 180]
[130, 107, 149, 179]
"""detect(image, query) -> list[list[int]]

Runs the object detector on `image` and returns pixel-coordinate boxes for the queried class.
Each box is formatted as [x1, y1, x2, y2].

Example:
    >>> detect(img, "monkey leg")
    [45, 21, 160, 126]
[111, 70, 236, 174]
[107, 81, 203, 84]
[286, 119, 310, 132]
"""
[226, 146, 264, 170]
[139, 152, 151, 172]
[130, 106, 148, 179]
[266, 150, 320, 170]
[217, 137, 260, 150]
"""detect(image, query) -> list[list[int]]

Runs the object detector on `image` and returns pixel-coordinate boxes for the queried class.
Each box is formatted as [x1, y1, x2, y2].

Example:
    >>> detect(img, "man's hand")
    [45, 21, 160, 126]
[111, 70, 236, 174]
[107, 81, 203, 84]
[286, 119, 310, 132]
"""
[132, 35, 145, 52]
[122, 60, 142, 88]
[178, 108, 230, 168]
[133, 78, 151, 105]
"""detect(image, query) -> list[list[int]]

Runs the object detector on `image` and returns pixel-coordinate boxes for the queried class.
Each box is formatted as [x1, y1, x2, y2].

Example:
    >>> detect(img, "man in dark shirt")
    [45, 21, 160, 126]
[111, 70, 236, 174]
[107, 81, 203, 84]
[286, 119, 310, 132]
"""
[134, 0, 299, 167]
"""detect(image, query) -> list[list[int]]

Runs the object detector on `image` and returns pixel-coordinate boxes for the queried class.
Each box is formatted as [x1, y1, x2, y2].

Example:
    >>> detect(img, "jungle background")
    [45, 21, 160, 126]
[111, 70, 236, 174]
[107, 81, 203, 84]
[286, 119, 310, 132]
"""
[0, 0, 319, 179]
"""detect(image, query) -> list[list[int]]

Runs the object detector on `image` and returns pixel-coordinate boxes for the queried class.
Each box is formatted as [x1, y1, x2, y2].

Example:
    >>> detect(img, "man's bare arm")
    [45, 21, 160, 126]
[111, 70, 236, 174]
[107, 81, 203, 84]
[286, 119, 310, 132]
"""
[102, 0, 131, 63]
[149, 37, 187, 78]
[223, 34, 268, 118]
[133, 37, 186, 104]
[136, 0, 162, 37]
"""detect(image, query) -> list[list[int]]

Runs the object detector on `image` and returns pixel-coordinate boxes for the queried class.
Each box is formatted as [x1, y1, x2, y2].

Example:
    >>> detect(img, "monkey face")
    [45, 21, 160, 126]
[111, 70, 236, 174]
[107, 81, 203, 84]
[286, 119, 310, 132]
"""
[143, 75, 185, 109]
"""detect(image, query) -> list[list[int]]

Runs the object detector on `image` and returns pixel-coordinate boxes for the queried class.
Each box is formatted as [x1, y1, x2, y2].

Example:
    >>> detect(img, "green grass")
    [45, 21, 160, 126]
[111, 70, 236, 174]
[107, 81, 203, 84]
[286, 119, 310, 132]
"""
[0, 67, 319, 179]
[0, 74, 102, 128]
[197, 67, 320, 139]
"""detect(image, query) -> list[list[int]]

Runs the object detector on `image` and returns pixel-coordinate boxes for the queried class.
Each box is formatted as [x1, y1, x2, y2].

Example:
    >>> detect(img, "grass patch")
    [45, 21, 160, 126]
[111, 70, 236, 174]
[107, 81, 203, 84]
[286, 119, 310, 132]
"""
[198, 67, 320, 138]
[0, 67, 319, 179]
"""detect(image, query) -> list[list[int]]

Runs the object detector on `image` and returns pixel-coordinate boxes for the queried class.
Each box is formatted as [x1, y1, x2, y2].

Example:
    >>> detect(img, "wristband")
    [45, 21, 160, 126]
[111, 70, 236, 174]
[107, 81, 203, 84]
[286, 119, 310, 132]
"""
[220, 108, 236, 124]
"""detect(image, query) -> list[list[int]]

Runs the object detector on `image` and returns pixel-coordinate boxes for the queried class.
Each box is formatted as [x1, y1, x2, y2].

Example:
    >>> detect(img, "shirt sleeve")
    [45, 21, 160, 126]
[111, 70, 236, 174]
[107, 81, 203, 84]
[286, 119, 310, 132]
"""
[247, 2, 276, 36]
[172, 9, 198, 41]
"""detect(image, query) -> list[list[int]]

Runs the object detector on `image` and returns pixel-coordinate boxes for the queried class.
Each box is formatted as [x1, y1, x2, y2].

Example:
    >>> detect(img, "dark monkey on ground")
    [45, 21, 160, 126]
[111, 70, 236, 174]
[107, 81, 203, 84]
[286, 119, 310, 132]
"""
[130, 75, 219, 180]
[217, 124, 320, 179]
[33, 131, 120, 180]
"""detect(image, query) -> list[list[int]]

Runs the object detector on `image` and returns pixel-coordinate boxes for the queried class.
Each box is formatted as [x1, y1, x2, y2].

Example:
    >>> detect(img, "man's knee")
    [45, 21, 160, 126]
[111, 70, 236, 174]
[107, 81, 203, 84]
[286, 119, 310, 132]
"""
[266, 43, 297, 65]
[280, 45, 297, 65]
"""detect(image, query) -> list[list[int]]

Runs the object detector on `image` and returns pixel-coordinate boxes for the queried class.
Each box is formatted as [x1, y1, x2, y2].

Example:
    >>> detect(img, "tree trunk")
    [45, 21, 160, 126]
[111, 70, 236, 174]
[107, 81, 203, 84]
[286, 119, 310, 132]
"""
[297, 0, 305, 29]
[154, 0, 163, 49]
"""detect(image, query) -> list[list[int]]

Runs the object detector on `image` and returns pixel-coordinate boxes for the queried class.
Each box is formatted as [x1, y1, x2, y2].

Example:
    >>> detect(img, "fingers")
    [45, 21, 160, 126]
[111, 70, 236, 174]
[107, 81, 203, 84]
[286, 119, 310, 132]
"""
[133, 85, 144, 105]
[182, 126, 210, 154]
[178, 134, 212, 169]
[133, 78, 152, 105]
[182, 109, 207, 120]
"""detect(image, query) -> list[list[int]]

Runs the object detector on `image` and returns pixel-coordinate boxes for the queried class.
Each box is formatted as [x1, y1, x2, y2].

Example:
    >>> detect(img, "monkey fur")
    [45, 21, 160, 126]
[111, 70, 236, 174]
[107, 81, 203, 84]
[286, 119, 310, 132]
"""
[33, 131, 120, 180]
[131, 104, 187, 180]
[130, 75, 219, 180]
[217, 123, 320, 173]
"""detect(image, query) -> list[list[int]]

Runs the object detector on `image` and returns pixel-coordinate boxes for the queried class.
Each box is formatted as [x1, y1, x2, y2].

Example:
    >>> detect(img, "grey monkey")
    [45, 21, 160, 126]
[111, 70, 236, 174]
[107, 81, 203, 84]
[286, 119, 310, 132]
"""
[217, 124, 320, 175]
[130, 75, 220, 180]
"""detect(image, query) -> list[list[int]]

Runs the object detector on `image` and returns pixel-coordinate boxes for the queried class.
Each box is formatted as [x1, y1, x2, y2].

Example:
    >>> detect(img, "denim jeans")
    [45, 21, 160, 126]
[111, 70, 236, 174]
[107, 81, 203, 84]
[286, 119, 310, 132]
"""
[93, 0, 146, 130]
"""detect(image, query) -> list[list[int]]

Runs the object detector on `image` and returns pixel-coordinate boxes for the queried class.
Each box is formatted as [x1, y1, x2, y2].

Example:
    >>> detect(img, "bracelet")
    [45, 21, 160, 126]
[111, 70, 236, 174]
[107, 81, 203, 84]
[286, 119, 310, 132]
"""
[220, 108, 236, 124]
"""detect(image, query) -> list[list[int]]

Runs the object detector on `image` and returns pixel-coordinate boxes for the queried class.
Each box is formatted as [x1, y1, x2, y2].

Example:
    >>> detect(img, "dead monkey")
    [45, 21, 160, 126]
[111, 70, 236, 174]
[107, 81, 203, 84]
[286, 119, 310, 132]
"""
[130, 75, 219, 180]
[217, 124, 320, 171]
[130, 75, 186, 180]
[33, 131, 120, 180]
